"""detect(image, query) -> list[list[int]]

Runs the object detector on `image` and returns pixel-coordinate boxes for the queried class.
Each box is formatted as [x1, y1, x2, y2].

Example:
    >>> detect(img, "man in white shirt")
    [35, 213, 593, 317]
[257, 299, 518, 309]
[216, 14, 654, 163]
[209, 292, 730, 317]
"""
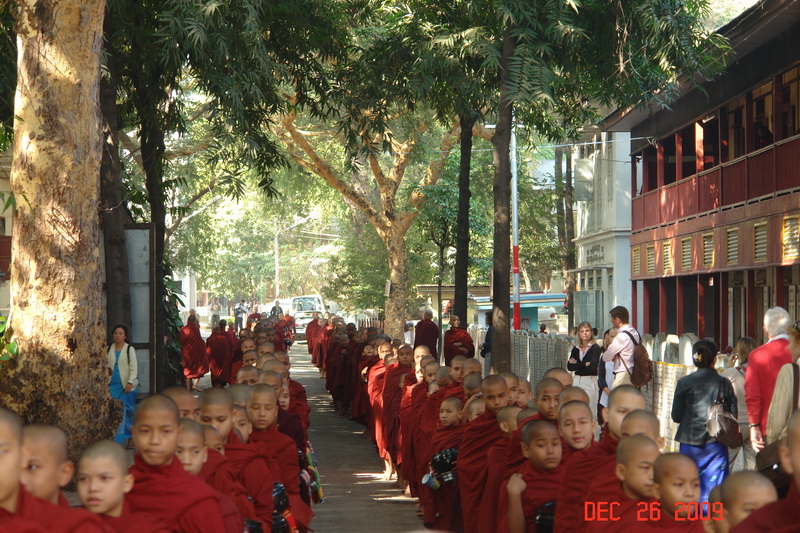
[602, 305, 640, 388]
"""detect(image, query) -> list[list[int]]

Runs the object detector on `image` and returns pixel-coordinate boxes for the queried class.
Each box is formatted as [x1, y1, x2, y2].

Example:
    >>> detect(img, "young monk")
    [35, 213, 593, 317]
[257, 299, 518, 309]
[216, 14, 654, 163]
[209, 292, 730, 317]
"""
[382, 344, 415, 487]
[162, 386, 201, 421]
[459, 375, 509, 533]
[256, 370, 306, 451]
[229, 384, 250, 408]
[730, 409, 800, 532]
[20, 425, 74, 507]
[236, 366, 260, 387]
[200, 388, 275, 528]
[128, 395, 225, 532]
[558, 400, 596, 460]
[651, 453, 703, 531]
[543, 367, 573, 388]
[501, 420, 565, 533]
[705, 471, 776, 533]
[77, 440, 168, 532]
[584, 435, 660, 533]
[467, 398, 486, 421]
[400, 355, 434, 498]
[517, 378, 533, 408]
[554, 385, 646, 533]
[246, 384, 313, 532]
[478, 405, 522, 533]
[500, 372, 520, 407]
[176, 419, 244, 532]
[231, 405, 253, 443]
[426, 397, 465, 531]
[559, 384, 590, 406]
[204, 425, 226, 454]
[620, 409, 665, 448]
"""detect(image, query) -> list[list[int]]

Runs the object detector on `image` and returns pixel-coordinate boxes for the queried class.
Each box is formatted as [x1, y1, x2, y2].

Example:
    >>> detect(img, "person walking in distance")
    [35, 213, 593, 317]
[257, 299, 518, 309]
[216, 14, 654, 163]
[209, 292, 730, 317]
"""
[602, 306, 640, 388]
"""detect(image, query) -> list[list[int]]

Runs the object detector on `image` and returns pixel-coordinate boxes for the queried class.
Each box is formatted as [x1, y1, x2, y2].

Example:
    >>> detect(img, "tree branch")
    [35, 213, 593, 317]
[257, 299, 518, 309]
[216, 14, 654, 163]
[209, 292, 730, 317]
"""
[118, 129, 145, 174]
[164, 176, 220, 240]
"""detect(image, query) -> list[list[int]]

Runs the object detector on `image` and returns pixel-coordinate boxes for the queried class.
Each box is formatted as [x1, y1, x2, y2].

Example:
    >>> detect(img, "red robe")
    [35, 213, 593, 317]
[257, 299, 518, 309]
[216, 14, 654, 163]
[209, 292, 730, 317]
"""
[305, 320, 321, 355]
[443, 382, 466, 404]
[224, 432, 277, 528]
[477, 439, 510, 533]
[312, 325, 334, 368]
[324, 342, 344, 395]
[180, 323, 208, 379]
[504, 414, 563, 480]
[351, 353, 379, 426]
[367, 359, 387, 448]
[443, 327, 475, 366]
[584, 482, 656, 533]
[100, 502, 170, 533]
[458, 409, 504, 533]
[731, 479, 800, 532]
[206, 330, 232, 387]
[0, 517, 47, 533]
[249, 426, 314, 531]
[0, 485, 110, 533]
[278, 407, 307, 452]
[288, 378, 311, 430]
[428, 423, 465, 532]
[405, 378, 430, 497]
[127, 455, 225, 533]
[225, 328, 241, 362]
[381, 363, 415, 463]
[414, 318, 440, 357]
[497, 461, 565, 533]
[199, 449, 258, 524]
[228, 360, 243, 385]
[416, 388, 441, 522]
[554, 427, 619, 533]
[398, 371, 419, 483]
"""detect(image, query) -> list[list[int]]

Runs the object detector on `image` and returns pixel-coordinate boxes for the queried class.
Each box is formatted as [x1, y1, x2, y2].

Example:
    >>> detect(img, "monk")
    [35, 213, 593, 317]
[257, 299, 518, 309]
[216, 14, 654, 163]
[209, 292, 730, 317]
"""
[478, 405, 521, 533]
[584, 435, 660, 533]
[443, 315, 475, 366]
[180, 314, 208, 391]
[206, 323, 232, 388]
[731, 409, 800, 532]
[236, 366, 260, 387]
[557, 400, 596, 461]
[710, 471, 776, 533]
[459, 375, 509, 533]
[127, 395, 225, 532]
[368, 342, 392, 455]
[543, 367, 573, 388]
[517, 378, 533, 408]
[414, 310, 440, 357]
[175, 419, 244, 532]
[257, 370, 307, 451]
[427, 397, 465, 531]
[500, 420, 565, 533]
[77, 440, 168, 533]
[200, 388, 275, 528]
[467, 398, 486, 421]
[400, 354, 433, 495]
[161, 386, 201, 421]
[351, 343, 379, 426]
[246, 385, 313, 532]
[20, 425, 74, 507]
[382, 344, 415, 485]
[554, 385, 645, 533]
[651, 453, 703, 532]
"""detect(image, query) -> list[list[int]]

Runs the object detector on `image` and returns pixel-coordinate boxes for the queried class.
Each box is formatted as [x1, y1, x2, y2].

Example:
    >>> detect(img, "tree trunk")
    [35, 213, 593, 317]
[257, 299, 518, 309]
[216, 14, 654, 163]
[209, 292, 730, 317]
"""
[100, 72, 132, 341]
[564, 148, 577, 333]
[383, 228, 408, 340]
[2, 0, 119, 459]
[453, 112, 476, 326]
[490, 23, 516, 372]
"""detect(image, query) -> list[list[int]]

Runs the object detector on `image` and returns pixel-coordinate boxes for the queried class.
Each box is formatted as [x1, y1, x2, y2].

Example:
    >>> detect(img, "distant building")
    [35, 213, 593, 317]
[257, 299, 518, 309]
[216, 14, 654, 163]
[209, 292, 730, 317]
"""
[603, 0, 800, 347]
[0, 150, 14, 316]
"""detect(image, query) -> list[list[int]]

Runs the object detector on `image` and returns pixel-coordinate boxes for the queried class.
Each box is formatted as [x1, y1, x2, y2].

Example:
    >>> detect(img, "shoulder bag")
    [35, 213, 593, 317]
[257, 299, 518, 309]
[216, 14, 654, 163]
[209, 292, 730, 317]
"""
[707, 378, 743, 448]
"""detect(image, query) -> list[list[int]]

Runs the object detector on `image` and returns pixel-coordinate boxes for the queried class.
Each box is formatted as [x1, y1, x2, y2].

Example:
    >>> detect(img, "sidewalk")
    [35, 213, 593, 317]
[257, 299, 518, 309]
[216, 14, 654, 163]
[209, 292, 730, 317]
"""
[292, 349, 423, 532]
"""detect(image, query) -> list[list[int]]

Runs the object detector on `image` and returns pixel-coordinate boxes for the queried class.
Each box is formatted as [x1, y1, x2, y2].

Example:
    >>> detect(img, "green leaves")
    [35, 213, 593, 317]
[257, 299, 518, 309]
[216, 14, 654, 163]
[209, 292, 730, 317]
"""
[0, 315, 17, 369]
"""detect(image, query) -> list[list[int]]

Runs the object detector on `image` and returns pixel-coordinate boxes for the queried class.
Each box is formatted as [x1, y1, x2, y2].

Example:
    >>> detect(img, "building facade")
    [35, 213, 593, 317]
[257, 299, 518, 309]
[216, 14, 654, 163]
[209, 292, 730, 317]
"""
[604, 0, 800, 347]
[573, 132, 633, 333]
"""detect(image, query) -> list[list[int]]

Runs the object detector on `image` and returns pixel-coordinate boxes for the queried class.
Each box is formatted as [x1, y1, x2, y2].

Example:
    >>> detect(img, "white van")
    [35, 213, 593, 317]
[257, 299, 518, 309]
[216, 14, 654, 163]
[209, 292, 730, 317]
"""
[290, 294, 332, 338]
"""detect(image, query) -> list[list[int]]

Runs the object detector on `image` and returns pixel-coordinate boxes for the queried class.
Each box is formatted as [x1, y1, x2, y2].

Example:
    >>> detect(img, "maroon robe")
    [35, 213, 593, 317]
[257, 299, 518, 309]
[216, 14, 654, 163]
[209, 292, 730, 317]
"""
[199, 449, 259, 525]
[180, 323, 208, 379]
[381, 363, 415, 463]
[443, 327, 475, 366]
[224, 432, 277, 528]
[414, 318, 440, 357]
[206, 330, 232, 387]
[398, 371, 419, 481]
[497, 461, 565, 533]
[0, 485, 110, 533]
[428, 423, 465, 531]
[351, 353, 379, 426]
[100, 502, 169, 533]
[127, 455, 225, 533]
[312, 325, 334, 368]
[732, 479, 800, 532]
[477, 439, 510, 533]
[458, 409, 504, 533]
[305, 320, 321, 355]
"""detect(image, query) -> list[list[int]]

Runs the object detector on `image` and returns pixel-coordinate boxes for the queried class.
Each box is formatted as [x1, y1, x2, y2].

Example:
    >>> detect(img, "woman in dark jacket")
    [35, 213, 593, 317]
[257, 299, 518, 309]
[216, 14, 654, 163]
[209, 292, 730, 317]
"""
[672, 339, 737, 504]
[567, 321, 602, 423]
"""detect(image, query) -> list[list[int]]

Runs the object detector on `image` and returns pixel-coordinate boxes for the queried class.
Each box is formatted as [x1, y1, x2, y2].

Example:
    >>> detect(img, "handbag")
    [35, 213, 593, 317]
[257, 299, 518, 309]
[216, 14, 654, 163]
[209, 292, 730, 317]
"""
[707, 378, 743, 448]
[756, 364, 800, 490]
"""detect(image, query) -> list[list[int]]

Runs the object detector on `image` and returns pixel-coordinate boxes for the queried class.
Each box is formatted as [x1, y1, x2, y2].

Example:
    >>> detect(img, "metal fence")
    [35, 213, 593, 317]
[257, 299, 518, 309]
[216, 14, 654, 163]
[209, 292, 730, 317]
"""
[468, 327, 695, 451]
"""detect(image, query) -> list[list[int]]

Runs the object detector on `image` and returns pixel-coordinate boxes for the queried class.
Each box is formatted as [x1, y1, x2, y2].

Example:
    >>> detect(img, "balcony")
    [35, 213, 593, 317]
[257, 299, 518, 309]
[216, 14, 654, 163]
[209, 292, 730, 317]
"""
[632, 134, 800, 232]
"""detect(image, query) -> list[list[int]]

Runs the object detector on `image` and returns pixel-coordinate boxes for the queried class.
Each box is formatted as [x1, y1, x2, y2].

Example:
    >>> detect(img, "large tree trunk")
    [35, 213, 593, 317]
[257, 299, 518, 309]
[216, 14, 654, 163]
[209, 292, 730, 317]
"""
[383, 228, 408, 340]
[2, 0, 118, 459]
[453, 112, 476, 326]
[564, 148, 576, 333]
[490, 24, 516, 372]
[100, 72, 132, 341]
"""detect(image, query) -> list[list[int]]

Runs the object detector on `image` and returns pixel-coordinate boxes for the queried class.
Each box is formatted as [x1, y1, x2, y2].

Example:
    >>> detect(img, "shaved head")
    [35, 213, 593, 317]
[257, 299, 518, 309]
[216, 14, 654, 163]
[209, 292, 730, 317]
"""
[441, 397, 463, 411]
[258, 370, 283, 390]
[424, 361, 440, 373]
[435, 367, 452, 381]
[247, 383, 279, 402]
[23, 424, 68, 464]
[134, 394, 180, 424]
[558, 400, 593, 423]
[263, 360, 285, 374]
[463, 373, 482, 394]
[79, 440, 128, 475]
[162, 386, 200, 420]
[451, 355, 466, 366]
[653, 453, 696, 484]
[720, 471, 776, 506]
[621, 410, 661, 442]
[517, 407, 538, 424]
[463, 359, 482, 375]
[229, 384, 250, 405]
[179, 418, 205, 441]
[481, 374, 507, 391]
[535, 378, 564, 397]
[521, 420, 558, 447]
[0, 407, 23, 443]
[498, 405, 522, 427]
[608, 385, 645, 409]
[199, 388, 234, 411]
[543, 367, 573, 388]
[616, 434, 658, 467]
[558, 386, 589, 405]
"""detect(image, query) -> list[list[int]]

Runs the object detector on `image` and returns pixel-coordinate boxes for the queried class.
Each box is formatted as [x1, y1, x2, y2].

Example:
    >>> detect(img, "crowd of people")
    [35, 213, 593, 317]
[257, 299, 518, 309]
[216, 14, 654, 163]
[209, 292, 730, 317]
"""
[307, 304, 800, 532]
[0, 314, 316, 532]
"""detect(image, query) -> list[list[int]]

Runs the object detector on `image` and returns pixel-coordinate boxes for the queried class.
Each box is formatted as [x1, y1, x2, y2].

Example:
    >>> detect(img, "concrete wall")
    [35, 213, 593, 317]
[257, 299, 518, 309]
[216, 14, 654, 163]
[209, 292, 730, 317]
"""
[469, 327, 701, 452]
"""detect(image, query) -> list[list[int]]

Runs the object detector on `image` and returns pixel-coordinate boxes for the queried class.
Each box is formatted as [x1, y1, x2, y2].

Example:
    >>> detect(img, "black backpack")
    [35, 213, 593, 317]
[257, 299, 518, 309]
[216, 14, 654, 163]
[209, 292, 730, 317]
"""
[617, 331, 653, 388]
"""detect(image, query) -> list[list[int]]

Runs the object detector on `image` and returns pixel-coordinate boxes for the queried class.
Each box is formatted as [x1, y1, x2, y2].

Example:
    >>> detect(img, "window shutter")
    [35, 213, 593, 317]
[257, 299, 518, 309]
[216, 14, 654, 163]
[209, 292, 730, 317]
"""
[632, 248, 640, 275]
[784, 217, 800, 260]
[646, 246, 655, 274]
[726, 229, 739, 265]
[754, 223, 768, 262]
[702, 234, 714, 268]
[662, 242, 672, 274]
[681, 238, 692, 271]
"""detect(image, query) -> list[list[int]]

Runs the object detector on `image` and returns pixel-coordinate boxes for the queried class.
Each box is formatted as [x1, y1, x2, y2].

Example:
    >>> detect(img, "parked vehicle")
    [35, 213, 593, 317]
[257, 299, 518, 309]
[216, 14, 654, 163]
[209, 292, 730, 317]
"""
[290, 294, 338, 339]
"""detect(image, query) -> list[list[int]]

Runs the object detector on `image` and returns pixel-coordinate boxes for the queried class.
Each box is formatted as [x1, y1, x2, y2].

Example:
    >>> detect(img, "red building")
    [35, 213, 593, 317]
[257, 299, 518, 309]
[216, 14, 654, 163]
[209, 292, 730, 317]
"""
[604, 0, 800, 347]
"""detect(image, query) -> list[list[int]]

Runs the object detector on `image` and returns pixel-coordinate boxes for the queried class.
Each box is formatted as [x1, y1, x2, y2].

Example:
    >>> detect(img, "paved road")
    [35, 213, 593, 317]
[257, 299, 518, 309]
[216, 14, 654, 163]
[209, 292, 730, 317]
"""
[291, 348, 424, 533]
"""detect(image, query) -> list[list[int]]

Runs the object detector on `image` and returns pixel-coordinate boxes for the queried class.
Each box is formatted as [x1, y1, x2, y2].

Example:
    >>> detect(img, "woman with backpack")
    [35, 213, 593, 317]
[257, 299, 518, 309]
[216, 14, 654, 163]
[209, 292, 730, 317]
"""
[108, 324, 138, 448]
